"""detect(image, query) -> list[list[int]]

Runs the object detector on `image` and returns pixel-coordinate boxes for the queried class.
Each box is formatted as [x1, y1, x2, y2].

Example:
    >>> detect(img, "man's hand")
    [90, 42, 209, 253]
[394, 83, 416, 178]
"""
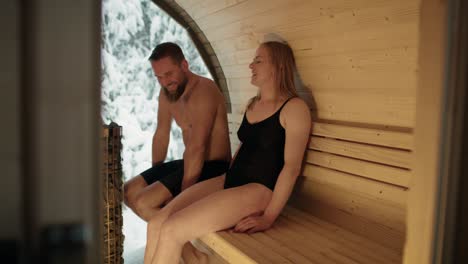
[233, 212, 275, 234]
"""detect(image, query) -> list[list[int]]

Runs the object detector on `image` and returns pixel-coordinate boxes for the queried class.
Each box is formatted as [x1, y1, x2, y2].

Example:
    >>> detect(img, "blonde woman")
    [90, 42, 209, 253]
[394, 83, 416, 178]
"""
[144, 41, 311, 264]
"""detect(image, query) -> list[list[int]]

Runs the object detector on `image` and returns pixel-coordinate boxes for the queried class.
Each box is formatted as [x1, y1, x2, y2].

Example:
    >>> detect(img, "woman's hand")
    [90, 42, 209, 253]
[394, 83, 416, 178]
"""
[233, 213, 275, 234]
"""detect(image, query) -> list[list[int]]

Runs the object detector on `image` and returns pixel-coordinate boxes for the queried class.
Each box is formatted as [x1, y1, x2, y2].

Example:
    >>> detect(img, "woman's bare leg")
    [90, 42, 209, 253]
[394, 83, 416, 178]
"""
[152, 183, 273, 264]
[144, 175, 226, 264]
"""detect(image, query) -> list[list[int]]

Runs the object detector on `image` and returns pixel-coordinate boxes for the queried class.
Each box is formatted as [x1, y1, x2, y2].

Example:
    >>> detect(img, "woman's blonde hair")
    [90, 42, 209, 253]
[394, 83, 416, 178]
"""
[247, 41, 298, 109]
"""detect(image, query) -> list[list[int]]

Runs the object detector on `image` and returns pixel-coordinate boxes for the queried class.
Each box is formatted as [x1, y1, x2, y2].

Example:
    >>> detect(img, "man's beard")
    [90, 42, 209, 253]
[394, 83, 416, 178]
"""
[162, 77, 188, 102]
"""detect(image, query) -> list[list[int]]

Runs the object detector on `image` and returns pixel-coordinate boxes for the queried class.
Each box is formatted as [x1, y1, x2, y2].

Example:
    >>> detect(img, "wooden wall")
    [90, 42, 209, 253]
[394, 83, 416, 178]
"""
[171, 0, 420, 252]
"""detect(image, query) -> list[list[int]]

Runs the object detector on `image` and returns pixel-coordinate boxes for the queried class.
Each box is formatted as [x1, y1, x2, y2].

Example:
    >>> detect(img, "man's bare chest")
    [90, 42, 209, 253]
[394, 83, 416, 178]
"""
[169, 104, 193, 131]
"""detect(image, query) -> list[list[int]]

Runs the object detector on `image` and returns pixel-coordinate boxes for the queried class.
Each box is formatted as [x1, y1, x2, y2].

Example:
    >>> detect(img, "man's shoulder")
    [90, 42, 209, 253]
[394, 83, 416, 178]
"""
[192, 76, 221, 97]
[196, 75, 218, 89]
[188, 76, 223, 108]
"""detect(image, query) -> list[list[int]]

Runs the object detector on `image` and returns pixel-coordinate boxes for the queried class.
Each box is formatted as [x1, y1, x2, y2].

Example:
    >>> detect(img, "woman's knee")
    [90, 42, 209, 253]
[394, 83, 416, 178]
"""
[159, 216, 190, 245]
[148, 207, 172, 229]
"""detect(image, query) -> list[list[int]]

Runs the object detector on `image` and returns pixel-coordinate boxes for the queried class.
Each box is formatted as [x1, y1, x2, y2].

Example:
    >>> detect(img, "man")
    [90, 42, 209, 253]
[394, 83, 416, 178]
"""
[124, 42, 231, 221]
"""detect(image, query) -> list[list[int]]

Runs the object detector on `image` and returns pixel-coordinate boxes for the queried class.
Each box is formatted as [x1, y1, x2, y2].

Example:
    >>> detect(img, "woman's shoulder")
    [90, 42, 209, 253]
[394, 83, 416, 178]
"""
[281, 97, 311, 128]
[283, 97, 309, 114]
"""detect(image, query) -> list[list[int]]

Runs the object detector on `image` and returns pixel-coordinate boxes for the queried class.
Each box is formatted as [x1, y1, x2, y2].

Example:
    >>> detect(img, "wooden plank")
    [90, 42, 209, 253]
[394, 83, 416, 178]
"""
[404, 0, 447, 263]
[294, 176, 406, 232]
[303, 164, 408, 205]
[211, 22, 417, 65]
[178, 0, 248, 20]
[224, 232, 294, 263]
[309, 136, 412, 168]
[263, 223, 339, 264]
[312, 122, 413, 150]
[247, 232, 312, 263]
[289, 195, 405, 251]
[297, 47, 416, 73]
[225, 75, 415, 99]
[306, 151, 411, 187]
[281, 206, 402, 262]
[199, 233, 257, 263]
[195, 0, 302, 30]
[275, 217, 393, 264]
[202, 0, 418, 42]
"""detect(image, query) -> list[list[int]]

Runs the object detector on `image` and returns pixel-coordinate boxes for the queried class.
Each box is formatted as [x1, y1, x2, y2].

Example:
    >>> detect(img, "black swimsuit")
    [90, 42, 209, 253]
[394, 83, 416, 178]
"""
[224, 97, 294, 191]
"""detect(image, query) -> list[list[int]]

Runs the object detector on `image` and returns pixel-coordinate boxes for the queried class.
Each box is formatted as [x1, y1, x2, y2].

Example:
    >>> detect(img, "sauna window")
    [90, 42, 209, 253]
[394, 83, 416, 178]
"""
[101, 0, 213, 261]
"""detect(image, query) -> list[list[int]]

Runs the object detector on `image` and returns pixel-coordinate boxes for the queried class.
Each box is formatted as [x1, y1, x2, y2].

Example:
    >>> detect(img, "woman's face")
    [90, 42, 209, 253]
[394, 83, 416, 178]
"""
[249, 45, 274, 87]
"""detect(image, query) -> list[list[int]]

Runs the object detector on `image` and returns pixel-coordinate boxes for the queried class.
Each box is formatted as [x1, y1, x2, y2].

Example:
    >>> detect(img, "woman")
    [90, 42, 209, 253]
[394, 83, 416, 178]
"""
[144, 41, 311, 264]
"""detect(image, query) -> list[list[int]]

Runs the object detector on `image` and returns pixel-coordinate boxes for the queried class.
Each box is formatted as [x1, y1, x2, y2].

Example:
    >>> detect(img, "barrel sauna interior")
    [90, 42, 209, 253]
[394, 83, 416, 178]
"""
[155, 0, 424, 263]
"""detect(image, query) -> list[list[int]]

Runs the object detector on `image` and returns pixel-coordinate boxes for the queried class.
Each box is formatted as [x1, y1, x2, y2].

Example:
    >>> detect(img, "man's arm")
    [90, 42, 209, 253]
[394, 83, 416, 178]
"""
[181, 83, 218, 190]
[152, 91, 172, 166]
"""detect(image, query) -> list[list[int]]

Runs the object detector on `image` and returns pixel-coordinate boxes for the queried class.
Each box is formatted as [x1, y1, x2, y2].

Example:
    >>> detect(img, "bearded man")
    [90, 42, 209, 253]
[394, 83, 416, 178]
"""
[123, 42, 231, 221]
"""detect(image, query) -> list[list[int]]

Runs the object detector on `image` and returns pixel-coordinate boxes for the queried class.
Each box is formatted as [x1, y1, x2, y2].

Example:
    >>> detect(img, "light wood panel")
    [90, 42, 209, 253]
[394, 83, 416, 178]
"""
[177, 0, 248, 20]
[306, 151, 410, 187]
[195, 0, 417, 40]
[309, 136, 412, 169]
[294, 175, 406, 233]
[212, 22, 417, 64]
[197, 205, 402, 263]
[199, 233, 257, 263]
[303, 164, 407, 206]
[404, 0, 446, 263]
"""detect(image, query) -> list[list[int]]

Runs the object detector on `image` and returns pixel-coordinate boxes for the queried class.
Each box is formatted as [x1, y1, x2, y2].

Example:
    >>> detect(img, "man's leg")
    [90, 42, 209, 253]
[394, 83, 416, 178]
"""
[124, 160, 183, 221]
[133, 181, 173, 221]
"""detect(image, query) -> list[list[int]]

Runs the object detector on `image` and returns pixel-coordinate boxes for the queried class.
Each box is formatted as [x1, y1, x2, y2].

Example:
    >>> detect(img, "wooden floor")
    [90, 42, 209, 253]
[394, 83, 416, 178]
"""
[198, 206, 402, 264]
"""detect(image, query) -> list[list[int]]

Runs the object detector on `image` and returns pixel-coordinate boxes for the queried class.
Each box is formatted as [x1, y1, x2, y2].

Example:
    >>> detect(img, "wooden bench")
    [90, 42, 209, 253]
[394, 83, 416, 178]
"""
[194, 114, 411, 263]
[197, 206, 401, 264]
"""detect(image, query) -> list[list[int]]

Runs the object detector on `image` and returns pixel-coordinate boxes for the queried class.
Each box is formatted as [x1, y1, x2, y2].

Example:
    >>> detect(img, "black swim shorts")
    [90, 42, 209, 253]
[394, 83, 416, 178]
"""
[140, 159, 229, 196]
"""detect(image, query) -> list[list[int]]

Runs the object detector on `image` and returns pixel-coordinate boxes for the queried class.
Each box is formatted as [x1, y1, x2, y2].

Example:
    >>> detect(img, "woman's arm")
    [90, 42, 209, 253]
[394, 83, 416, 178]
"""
[234, 98, 311, 233]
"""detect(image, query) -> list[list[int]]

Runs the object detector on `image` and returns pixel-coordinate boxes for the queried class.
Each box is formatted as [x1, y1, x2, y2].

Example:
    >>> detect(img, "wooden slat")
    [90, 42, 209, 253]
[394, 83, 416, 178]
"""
[195, 0, 300, 30]
[294, 175, 406, 232]
[224, 232, 294, 263]
[303, 164, 408, 205]
[289, 195, 405, 251]
[198, 0, 417, 40]
[211, 21, 417, 63]
[309, 136, 412, 168]
[312, 122, 413, 150]
[281, 206, 402, 262]
[247, 232, 312, 263]
[178, 0, 248, 20]
[275, 217, 392, 264]
[199, 205, 403, 263]
[306, 150, 411, 187]
[262, 224, 339, 264]
[199, 233, 257, 263]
